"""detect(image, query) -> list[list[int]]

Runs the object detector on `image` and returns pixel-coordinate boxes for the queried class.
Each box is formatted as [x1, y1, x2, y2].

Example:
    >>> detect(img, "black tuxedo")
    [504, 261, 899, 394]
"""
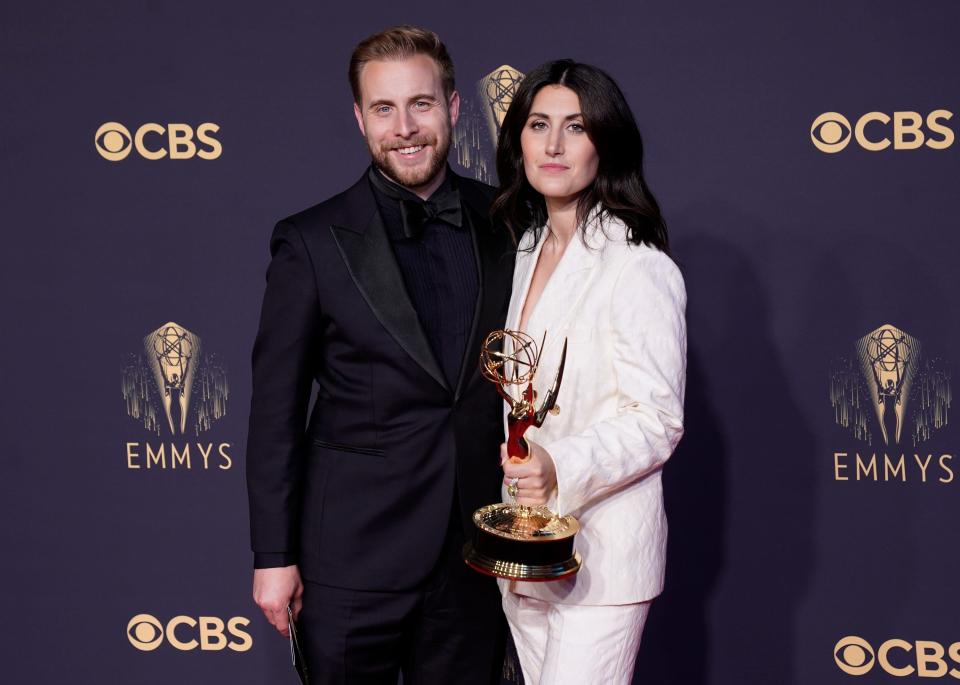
[246, 169, 514, 683]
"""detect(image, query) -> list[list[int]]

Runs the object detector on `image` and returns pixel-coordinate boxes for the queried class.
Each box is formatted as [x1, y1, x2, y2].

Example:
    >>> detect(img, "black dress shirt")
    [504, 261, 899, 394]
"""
[367, 166, 479, 387]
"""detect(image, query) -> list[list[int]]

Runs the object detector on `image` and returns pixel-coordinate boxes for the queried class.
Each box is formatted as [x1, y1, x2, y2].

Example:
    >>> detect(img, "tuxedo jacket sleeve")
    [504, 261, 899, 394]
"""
[246, 220, 320, 566]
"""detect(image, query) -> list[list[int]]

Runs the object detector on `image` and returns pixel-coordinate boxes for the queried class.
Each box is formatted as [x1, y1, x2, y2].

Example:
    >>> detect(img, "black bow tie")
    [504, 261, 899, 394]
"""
[368, 167, 463, 240]
[398, 191, 463, 239]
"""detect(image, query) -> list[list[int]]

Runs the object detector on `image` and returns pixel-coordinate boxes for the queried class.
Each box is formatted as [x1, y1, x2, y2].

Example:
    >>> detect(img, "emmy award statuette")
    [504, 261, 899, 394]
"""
[463, 330, 582, 581]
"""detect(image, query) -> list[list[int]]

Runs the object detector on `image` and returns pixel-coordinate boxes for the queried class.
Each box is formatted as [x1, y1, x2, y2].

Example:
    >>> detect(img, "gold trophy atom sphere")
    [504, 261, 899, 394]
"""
[463, 330, 582, 581]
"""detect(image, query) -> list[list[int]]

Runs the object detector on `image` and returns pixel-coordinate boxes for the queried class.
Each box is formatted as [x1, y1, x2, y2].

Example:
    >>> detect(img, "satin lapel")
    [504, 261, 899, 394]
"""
[452, 203, 515, 402]
[452, 206, 484, 402]
[330, 207, 449, 392]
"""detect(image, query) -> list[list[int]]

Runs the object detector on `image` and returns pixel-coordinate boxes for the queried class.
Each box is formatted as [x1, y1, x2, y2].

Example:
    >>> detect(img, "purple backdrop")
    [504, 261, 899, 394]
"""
[3, 1, 959, 683]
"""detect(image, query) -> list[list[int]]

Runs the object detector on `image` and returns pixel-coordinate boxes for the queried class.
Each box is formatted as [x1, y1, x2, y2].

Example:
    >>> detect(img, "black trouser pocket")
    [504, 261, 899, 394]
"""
[311, 439, 385, 457]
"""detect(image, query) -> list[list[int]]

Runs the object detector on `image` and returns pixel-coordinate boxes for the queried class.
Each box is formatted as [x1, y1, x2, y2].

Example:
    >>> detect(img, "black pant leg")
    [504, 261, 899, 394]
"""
[299, 580, 418, 685]
[401, 523, 507, 685]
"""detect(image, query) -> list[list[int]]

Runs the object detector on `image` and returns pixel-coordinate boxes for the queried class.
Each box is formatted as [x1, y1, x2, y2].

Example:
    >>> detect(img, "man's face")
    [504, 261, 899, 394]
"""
[353, 54, 460, 191]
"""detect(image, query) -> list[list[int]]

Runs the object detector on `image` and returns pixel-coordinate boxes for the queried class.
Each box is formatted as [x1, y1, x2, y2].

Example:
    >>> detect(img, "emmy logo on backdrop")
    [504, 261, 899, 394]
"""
[463, 330, 582, 581]
[122, 321, 229, 438]
[858, 325, 916, 446]
[452, 64, 525, 184]
[829, 322, 951, 448]
[147, 323, 199, 436]
[478, 65, 524, 142]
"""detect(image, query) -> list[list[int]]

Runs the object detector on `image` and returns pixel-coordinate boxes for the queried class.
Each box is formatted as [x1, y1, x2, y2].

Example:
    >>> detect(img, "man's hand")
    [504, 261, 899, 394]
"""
[253, 565, 303, 638]
[501, 440, 557, 506]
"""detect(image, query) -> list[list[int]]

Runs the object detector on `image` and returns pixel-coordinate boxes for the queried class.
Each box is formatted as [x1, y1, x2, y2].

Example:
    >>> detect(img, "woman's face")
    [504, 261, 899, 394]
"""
[520, 85, 599, 204]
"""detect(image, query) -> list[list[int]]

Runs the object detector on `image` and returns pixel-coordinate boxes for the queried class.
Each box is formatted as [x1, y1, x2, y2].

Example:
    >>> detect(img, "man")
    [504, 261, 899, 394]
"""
[246, 25, 513, 684]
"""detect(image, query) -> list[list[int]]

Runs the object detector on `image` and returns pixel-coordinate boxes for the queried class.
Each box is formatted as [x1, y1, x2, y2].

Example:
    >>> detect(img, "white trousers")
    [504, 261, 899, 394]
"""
[502, 591, 651, 685]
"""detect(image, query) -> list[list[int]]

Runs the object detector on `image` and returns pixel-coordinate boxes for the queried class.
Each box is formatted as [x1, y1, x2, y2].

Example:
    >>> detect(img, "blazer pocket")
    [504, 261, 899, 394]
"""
[311, 439, 386, 457]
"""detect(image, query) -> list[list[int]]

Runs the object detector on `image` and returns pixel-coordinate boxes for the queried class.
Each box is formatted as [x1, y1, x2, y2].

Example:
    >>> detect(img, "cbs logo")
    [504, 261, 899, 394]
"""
[127, 613, 252, 652]
[95, 122, 222, 161]
[835, 635, 960, 678]
[810, 110, 954, 153]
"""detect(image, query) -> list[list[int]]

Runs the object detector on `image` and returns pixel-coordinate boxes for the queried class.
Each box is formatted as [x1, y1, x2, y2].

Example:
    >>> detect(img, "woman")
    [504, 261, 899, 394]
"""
[491, 59, 686, 684]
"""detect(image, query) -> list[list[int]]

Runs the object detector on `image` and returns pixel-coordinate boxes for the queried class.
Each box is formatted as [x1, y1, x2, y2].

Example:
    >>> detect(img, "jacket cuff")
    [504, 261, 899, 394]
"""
[253, 552, 298, 569]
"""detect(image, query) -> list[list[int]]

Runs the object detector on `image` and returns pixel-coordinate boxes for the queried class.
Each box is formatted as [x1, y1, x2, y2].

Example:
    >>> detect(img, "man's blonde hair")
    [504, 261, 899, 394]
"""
[349, 25, 455, 104]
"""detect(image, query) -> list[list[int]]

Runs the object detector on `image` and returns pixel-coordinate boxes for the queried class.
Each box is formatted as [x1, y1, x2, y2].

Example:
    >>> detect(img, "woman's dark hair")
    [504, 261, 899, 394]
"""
[491, 59, 668, 252]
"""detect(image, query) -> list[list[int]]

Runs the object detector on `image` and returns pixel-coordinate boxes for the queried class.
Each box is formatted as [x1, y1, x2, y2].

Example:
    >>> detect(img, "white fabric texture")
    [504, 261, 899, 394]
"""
[500, 211, 687, 606]
[503, 590, 651, 685]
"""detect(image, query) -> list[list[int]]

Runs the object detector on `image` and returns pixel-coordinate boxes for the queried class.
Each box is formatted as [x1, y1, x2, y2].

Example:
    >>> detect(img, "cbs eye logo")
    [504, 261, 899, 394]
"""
[811, 110, 954, 153]
[810, 113, 853, 154]
[127, 613, 252, 652]
[834, 635, 875, 676]
[95, 122, 222, 161]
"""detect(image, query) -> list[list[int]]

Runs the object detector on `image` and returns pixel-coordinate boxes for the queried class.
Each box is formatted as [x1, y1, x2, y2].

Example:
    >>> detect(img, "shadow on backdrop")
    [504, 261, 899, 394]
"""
[633, 209, 816, 685]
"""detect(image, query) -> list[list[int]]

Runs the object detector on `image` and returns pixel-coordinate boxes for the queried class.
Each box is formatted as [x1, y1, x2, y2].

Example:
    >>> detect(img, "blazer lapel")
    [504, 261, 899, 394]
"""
[329, 177, 448, 392]
[535, 229, 601, 335]
[507, 229, 547, 331]
[516, 224, 602, 407]
[510, 222, 602, 335]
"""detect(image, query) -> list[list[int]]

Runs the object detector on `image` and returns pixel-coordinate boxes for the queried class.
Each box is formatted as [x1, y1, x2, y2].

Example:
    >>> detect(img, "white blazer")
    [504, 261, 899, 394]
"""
[500, 211, 687, 606]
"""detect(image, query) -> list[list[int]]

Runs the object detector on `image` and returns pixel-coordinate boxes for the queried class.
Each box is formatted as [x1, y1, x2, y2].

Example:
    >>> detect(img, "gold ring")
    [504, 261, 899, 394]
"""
[507, 477, 519, 498]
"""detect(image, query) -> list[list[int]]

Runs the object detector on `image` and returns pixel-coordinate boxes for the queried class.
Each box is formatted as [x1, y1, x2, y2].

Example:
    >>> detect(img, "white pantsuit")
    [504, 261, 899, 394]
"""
[499, 212, 687, 684]
[503, 591, 651, 685]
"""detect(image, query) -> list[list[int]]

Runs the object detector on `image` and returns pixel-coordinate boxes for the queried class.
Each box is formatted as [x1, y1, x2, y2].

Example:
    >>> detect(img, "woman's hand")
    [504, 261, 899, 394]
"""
[501, 441, 557, 506]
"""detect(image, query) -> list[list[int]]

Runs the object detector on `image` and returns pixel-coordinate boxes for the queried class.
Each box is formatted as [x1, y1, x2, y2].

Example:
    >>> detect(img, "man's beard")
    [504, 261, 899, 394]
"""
[370, 132, 450, 189]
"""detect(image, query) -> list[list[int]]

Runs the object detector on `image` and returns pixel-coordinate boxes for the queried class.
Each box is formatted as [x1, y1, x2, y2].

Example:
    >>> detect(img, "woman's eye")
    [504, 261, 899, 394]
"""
[569, 123, 585, 133]
[530, 121, 547, 130]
